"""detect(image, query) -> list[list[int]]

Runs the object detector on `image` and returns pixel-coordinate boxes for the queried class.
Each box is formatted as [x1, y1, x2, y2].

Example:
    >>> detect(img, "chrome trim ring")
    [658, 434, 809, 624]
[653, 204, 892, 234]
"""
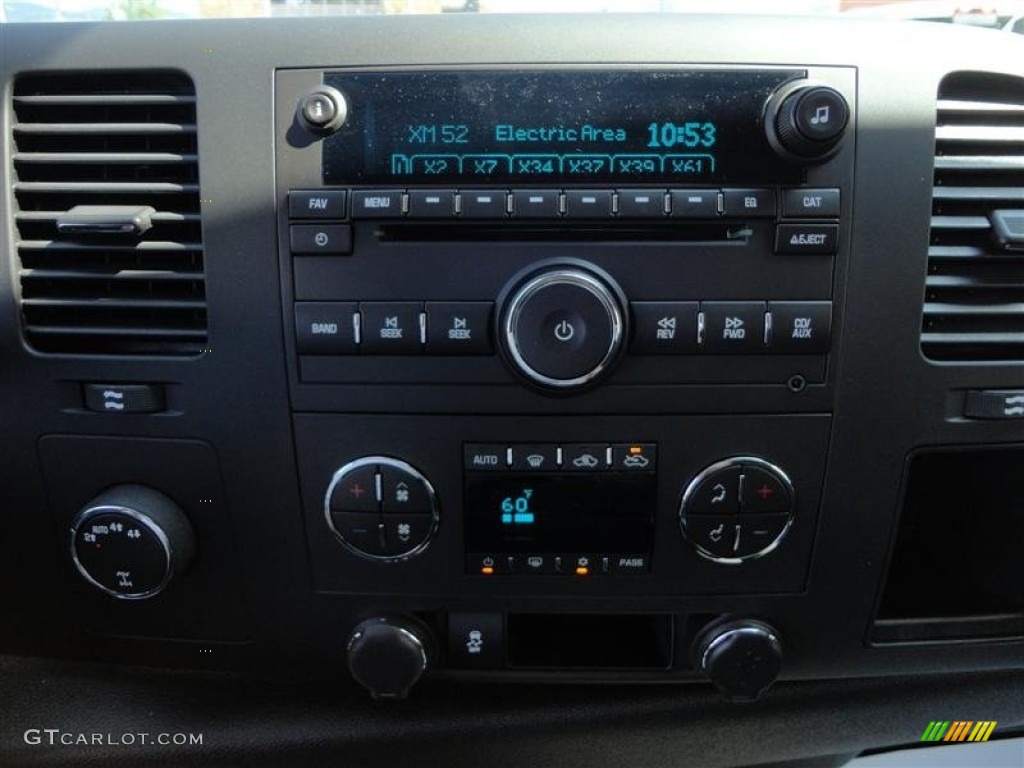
[324, 455, 440, 563]
[679, 456, 796, 565]
[503, 268, 624, 390]
[70, 505, 174, 600]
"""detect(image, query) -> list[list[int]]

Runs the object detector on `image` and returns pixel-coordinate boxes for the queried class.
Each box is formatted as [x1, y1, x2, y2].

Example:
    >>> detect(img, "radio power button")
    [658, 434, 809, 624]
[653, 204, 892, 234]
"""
[500, 264, 627, 392]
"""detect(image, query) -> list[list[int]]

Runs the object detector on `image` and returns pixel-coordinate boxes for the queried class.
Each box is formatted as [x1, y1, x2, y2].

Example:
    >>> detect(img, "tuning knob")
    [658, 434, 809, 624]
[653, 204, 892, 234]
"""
[70, 485, 196, 600]
[347, 616, 431, 700]
[769, 85, 849, 162]
[694, 619, 783, 702]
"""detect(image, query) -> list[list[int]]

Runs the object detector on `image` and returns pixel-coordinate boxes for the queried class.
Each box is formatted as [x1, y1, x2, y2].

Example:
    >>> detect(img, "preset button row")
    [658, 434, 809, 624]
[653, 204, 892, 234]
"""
[347, 187, 839, 220]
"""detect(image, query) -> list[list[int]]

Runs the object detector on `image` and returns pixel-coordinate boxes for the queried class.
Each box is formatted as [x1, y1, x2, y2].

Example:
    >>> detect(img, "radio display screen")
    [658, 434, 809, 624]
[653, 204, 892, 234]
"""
[464, 473, 655, 555]
[322, 69, 804, 185]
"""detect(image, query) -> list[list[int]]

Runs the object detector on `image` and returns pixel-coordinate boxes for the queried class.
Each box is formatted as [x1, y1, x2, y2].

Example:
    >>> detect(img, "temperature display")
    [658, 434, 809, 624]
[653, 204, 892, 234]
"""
[322, 69, 804, 185]
[464, 473, 655, 554]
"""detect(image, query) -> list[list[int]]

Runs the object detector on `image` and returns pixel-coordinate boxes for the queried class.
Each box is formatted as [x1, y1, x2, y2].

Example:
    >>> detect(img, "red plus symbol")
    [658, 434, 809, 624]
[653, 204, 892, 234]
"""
[349, 483, 366, 498]
[757, 484, 774, 500]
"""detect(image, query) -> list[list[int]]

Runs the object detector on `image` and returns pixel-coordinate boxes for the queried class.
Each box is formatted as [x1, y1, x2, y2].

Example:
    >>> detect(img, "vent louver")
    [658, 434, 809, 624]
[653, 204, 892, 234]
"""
[923, 72, 1024, 361]
[11, 71, 207, 356]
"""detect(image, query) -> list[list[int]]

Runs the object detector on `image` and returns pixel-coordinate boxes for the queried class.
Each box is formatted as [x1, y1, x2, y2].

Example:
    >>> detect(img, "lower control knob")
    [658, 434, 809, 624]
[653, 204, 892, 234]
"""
[694, 619, 783, 702]
[347, 616, 431, 700]
[499, 263, 627, 392]
[70, 485, 196, 600]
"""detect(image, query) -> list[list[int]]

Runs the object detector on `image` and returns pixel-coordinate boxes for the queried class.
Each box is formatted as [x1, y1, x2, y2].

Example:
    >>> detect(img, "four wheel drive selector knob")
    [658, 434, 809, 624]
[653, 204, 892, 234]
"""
[498, 262, 628, 392]
[70, 485, 196, 599]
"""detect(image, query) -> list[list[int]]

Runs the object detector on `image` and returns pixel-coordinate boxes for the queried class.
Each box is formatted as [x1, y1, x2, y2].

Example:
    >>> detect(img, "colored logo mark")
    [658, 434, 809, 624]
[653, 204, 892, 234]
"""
[920, 721, 997, 743]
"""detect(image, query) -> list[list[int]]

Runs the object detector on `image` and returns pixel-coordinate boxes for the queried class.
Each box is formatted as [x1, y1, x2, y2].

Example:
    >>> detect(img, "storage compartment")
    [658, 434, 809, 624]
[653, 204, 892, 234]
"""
[873, 446, 1024, 643]
[507, 613, 673, 669]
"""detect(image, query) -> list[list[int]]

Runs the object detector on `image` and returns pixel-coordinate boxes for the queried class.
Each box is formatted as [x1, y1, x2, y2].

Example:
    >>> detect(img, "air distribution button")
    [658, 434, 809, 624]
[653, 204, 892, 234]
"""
[500, 266, 626, 391]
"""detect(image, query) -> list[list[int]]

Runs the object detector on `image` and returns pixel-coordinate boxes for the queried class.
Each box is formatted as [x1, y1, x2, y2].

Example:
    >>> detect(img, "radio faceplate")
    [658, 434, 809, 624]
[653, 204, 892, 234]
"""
[275, 65, 854, 413]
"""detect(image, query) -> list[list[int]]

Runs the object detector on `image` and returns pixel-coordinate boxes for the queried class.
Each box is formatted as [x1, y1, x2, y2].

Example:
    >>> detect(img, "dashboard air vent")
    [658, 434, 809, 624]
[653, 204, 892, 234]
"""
[924, 72, 1024, 361]
[11, 71, 207, 356]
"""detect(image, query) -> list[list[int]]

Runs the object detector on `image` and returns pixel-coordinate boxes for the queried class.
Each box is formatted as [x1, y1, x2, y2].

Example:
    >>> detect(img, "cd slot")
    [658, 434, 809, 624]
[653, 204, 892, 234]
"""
[373, 222, 752, 243]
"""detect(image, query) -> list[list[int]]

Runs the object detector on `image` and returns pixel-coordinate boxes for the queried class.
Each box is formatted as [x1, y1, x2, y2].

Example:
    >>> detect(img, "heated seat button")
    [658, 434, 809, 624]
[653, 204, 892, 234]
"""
[329, 512, 383, 556]
[617, 189, 666, 218]
[328, 464, 380, 513]
[686, 466, 741, 515]
[631, 301, 699, 354]
[768, 301, 832, 354]
[448, 612, 504, 669]
[722, 188, 776, 218]
[740, 467, 792, 514]
[425, 302, 493, 355]
[701, 302, 766, 353]
[381, 514, 434, 556]
[295, 302, 357, 355]
[359, 302, 423, 354]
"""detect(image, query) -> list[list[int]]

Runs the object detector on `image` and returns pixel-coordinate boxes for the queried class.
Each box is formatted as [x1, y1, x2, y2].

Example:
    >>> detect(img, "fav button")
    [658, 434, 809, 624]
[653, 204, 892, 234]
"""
[289, 190, 347, 219]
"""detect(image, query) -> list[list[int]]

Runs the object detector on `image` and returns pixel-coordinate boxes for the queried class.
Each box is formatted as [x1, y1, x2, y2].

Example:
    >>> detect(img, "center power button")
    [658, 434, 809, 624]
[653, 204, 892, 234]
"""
[499, 265, 627, 391]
